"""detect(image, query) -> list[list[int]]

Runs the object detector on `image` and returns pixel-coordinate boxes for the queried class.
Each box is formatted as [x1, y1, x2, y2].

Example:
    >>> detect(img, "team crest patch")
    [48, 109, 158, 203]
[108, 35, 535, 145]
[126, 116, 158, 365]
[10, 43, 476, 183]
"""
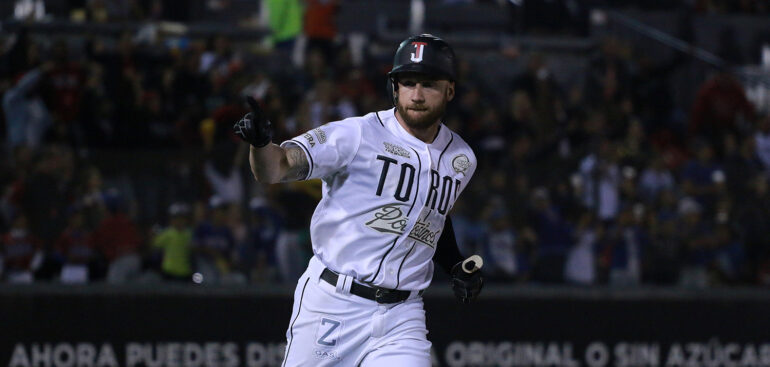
[384, 142, 410, 158]
[313, 128, 327, 144]
[452, 154, 471, 174]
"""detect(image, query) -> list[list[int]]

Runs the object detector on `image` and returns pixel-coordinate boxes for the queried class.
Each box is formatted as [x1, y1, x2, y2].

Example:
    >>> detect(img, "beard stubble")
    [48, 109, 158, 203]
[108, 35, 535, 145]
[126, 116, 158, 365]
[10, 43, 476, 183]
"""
[396, 98, 447, 130]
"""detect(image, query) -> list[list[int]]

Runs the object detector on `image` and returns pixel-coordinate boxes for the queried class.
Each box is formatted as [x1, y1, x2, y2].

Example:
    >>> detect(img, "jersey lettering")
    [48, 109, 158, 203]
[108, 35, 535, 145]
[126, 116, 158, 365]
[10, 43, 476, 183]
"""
[394, 163, 415, 202]
[427, 170, 460, 213]
[375, 155, 418, 203]
[437, 176, 453, 214]
[375, 155, 398, 196]
[427, 170, 440, 209]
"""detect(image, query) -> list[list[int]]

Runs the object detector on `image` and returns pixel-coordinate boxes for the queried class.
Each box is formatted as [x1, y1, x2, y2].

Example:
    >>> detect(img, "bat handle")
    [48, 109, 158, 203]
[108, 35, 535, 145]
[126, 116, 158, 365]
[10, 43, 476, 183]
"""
[462, 255, 483, 274]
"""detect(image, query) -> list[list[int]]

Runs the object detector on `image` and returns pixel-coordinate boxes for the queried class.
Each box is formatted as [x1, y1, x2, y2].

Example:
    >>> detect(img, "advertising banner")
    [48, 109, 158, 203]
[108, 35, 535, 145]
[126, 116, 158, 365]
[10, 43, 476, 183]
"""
[2, 287, 769, 367]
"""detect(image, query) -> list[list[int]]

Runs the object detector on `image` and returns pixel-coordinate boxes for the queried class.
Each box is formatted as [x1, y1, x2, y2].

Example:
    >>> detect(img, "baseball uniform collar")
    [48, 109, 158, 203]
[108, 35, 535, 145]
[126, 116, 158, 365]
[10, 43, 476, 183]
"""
[378, 108, 451, 148]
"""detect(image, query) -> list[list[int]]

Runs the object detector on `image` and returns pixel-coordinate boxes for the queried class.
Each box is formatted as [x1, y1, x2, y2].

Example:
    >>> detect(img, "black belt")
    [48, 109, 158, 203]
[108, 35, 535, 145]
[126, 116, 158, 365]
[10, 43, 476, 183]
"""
[320, 268, 417, 304]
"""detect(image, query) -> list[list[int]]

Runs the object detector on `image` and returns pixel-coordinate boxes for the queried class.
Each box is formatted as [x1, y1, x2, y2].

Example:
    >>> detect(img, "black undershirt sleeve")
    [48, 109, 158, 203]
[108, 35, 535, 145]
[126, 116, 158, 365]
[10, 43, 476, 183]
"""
[433, 216, 464, 274]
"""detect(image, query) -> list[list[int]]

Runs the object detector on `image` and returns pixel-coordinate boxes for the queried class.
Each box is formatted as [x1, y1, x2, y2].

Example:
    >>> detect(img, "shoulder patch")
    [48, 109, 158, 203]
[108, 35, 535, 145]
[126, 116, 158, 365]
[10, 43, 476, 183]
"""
[313, 127, 327, 144]
[452, 154, 471, 175]
[384, 142, 410, 158]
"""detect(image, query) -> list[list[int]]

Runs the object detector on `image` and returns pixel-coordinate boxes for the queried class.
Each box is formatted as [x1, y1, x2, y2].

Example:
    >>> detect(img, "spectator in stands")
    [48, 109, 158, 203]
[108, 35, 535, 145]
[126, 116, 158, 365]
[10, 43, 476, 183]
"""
[1, 214, 41, 283]
[274, 227, 310, 284]
[503, 90, 536, 144]
[598, 203, 649, 286]
[513, 53, 565, 143]
[639, 153, 676, 203]
[46, 39, 85, 143]
[266, 0, 303, 53]
[483, 212, 519, 280]
[78, 62, 114, 148]
[302, 78, 356, 128]
[199, 36, 235, 76]
[447, 200, 486, 262]
[136, 89, 175, 148]
[192, 196, 235, 284]
[617, 120, 651, 169]
[76, 166, 108, 229]
[689, 70, 755, 157]
[303, 0, 339, 65]
[585, 37, 632, 109]
[204, 143, 246, 205]
[55, 206, 95, 283]
[22, 145, 76, 246]
[530, 187, 573, 283]
[645, 205, 682, 285]
[89, 189, 143, 283]
[710, 220, 747, 284]
[475, 108, 508, 167]
[677, 197, 713, 287]
[679, 140, 723, 209]
[578, 138, 622, 222]
[565, 212, 600, 285]
[0, 146, 34, 233]
[618, 166, 641, 205]
[152, 202, 193, 282]
[2, 62, 53, 150]
[242, 197, 283, 283]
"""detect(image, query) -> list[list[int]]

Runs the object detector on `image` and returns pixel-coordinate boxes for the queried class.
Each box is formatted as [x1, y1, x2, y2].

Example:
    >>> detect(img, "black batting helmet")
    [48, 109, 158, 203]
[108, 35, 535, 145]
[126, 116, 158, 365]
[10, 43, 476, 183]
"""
[387, 34, 457, 105]
[388, 34, 457, 81]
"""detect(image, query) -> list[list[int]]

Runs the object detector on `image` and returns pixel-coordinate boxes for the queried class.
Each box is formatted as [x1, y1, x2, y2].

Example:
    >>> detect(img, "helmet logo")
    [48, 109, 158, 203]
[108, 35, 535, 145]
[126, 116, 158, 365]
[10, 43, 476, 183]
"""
[410, 42, 427, 63]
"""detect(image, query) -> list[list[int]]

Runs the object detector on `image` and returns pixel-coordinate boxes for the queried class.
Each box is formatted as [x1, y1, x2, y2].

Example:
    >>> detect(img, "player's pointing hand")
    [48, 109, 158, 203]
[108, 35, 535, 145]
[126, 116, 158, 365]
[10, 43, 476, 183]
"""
[233, 96, 273, 148]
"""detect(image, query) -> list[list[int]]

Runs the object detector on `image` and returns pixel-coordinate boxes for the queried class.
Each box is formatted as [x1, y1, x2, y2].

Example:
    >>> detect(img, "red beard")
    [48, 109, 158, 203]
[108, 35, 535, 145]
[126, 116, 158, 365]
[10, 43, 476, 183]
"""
[396, 99, 447, 130]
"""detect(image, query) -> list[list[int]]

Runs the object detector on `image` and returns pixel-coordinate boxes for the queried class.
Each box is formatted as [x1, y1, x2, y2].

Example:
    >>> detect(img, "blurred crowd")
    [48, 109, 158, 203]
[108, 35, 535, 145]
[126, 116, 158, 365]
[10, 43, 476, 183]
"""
[2, 1, 770, 288]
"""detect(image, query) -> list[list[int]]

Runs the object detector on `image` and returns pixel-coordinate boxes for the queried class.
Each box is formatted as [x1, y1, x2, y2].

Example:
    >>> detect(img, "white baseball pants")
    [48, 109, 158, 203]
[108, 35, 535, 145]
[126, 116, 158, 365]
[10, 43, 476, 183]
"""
[281, 256, 431, 366]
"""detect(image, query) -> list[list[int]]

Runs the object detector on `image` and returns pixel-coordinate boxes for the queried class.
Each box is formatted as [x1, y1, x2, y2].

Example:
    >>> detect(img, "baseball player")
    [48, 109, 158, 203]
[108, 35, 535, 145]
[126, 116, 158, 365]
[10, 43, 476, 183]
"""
[234, 34, 483, 366]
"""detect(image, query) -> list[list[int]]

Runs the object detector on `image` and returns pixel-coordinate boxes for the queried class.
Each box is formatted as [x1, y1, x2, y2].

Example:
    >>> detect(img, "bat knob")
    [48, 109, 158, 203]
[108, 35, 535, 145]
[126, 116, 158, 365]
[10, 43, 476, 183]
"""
[462, 255, 483, 274]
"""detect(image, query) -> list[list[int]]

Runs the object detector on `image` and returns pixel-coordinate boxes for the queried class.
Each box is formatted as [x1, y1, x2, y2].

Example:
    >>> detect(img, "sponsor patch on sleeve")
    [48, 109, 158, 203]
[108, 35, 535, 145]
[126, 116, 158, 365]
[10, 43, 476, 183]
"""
[312, 128, 327, 144]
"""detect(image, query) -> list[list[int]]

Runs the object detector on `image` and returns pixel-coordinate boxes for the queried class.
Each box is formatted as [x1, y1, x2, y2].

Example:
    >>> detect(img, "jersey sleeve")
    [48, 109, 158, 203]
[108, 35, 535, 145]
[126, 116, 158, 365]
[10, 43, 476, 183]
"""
[280, 119, 363, 180]
[461, 149, 477, 193]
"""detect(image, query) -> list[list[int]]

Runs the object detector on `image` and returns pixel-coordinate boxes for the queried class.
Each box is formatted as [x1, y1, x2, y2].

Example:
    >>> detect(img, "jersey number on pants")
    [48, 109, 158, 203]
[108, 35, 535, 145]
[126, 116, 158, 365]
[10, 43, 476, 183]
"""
[376, 155, 461, 214]
[316, 318, 341, 346]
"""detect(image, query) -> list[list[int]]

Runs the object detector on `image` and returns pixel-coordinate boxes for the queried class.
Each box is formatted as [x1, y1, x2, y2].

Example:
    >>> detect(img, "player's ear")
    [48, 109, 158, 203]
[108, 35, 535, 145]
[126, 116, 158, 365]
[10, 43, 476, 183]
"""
[446, 81, 455, 102]
[387, 77, 399, 106]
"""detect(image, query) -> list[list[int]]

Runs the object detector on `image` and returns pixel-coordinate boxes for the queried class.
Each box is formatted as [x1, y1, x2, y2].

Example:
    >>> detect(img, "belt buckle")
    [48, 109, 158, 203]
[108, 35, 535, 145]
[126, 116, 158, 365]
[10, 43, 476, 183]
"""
[375, 288, 394, 304]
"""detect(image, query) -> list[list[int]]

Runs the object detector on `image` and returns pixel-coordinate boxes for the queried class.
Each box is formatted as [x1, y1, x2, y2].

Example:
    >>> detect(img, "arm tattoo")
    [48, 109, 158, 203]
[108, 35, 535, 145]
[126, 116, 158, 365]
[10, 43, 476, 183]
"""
[282, 146, 310, 182]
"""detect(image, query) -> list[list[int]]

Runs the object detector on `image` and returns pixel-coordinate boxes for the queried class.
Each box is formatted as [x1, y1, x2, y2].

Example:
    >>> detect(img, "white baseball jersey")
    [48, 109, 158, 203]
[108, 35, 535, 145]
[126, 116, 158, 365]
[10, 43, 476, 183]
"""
[280, 108, 476, 291]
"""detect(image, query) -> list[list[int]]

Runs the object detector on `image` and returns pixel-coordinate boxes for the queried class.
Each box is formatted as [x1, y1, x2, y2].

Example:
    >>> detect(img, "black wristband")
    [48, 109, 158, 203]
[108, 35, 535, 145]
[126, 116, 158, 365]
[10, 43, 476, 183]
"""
[433, 216, 464, 274]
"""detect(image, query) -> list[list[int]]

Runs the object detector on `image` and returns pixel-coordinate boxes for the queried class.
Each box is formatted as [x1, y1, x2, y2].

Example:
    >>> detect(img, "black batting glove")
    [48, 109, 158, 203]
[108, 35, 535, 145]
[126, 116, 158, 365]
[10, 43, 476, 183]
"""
[450, 256, 484, 304]
[233, 96, 273, 148]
